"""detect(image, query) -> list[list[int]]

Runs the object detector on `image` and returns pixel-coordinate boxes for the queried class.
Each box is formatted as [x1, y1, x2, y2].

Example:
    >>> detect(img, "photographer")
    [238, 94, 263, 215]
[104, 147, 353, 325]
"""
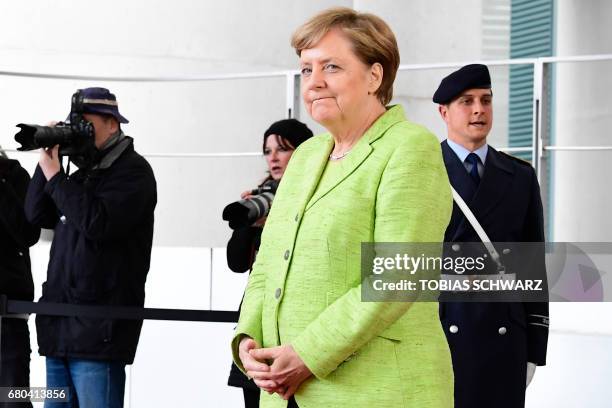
[0, 150, 40, 408]
[23, 88, 157, 408]
[225, 119, 312, 408]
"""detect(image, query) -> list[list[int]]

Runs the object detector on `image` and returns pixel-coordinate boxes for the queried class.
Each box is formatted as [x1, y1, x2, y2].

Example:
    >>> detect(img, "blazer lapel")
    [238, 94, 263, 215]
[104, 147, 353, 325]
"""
[441, 140, 478, 203]
[291, 135, 334, 215]
[305, 140, 372, 211]
[443, 143, 515, 241]
[469, 146, 514, 221]
[442, 141, 475, 241]
[304, 105, 406, 212]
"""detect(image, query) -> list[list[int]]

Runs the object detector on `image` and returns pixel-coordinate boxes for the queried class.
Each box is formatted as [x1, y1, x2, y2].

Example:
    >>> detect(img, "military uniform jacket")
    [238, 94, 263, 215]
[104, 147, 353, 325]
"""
[440, 140, 549, 408]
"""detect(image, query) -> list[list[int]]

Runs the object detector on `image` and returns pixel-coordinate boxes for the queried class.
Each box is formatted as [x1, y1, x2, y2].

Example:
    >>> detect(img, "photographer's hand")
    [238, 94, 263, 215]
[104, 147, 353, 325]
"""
[239, 190, 267, 227]
[39, 145, 61, 181]
[253, 216, 267, 227]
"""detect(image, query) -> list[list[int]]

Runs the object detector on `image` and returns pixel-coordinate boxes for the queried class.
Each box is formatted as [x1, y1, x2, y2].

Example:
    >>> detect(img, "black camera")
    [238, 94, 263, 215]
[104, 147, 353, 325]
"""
[223, 179, 279, 229]
[14, 90, 95, 158]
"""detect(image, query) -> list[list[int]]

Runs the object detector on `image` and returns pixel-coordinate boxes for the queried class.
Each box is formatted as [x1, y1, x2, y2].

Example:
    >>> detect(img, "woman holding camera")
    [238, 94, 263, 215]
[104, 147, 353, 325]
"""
[227, 119, 313, 408]
[231, 7, 454, 408]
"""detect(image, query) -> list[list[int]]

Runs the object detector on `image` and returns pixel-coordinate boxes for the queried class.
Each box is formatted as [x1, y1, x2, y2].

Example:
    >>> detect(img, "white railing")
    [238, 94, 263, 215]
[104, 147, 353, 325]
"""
[2, 53, 612, 174]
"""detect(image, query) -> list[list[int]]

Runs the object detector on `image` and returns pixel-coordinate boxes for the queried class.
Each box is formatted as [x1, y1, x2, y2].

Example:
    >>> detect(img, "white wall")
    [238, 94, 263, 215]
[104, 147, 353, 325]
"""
[352, 0, 511, 150]
[552, 0, 612, 241]
[0, 0, 351, 248]
[1, 1, 611, 407]
[0, 0, 512, 248]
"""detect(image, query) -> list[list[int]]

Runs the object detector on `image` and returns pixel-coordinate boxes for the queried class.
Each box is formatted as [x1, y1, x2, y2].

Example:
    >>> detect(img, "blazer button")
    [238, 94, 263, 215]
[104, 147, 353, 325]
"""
[498, 326, 507, 335]
[284, 250, 290, 260]
[449, 325, 459, 334]
[502, 248, 511, 255]
[275, 288, 282, 299]
[451, 244, 461, 252]
[18, 251, 24, 257]
[60, 215, 67, 224]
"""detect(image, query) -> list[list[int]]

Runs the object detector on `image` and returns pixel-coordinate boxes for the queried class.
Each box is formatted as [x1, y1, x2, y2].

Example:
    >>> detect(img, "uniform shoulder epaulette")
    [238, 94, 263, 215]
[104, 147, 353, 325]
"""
[499, 150, 533, 167]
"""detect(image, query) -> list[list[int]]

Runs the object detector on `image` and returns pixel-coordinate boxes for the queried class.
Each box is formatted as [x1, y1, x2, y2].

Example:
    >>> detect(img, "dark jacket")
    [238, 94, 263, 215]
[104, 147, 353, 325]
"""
[226, 226, 262, 273]
[25, 138, 156, 364]
[440, 141, 549, 408]
[0, 158, 40, 301]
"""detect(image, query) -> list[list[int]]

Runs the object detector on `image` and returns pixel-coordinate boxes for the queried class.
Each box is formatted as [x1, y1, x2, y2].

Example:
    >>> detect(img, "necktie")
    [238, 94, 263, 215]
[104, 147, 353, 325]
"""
[465, 153, 481, 185]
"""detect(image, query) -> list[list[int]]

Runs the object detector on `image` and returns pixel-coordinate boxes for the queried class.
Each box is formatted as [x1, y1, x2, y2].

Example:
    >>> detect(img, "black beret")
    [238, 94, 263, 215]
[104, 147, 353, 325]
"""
[264, 118, 313, 149]
[433, 64, 491, 104]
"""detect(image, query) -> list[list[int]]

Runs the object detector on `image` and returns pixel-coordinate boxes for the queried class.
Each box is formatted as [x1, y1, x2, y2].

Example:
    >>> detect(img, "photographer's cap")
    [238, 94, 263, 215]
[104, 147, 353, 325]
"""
[433, 64, 491, 104]
[68, 87, 129, 124]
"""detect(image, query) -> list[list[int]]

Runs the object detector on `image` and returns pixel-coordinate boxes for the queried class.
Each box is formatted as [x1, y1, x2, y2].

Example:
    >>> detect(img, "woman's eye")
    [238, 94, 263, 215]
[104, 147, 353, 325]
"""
[263, 149, 271, 155]
[301, 67, 312, 76]
[324, 64, 339, 71]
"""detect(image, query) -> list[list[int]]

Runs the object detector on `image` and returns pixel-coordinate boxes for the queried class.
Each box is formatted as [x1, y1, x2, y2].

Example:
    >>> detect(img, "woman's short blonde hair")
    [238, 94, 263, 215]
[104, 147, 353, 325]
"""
[291, 7, 400, 106]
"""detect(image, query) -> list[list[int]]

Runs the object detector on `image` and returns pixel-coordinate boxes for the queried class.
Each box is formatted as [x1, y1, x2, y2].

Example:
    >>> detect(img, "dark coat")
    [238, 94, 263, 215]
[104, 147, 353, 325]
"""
[439, 140, 549, 408]
[0, 158, 40, 302]
[25, 138, 156, 364]
[226, 226, 262, 273]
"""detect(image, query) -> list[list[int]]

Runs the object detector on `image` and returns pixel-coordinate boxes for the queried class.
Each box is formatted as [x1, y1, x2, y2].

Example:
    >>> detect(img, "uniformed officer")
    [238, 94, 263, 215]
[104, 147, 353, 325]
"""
[433, 64, 549, 408]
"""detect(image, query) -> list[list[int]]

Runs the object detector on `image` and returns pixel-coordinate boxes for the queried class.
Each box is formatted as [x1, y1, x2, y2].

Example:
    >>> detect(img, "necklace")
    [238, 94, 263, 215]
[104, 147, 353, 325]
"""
[329, 149, 352, 161]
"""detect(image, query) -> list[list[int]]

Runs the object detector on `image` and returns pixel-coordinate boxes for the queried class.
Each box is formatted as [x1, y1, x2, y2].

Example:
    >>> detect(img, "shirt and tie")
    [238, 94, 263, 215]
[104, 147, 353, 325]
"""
[446, 138, 487, 184]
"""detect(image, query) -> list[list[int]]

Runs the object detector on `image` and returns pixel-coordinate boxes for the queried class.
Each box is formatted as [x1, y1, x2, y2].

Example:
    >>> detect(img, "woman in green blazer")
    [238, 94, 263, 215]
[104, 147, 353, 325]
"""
[232, 7, 454, 408]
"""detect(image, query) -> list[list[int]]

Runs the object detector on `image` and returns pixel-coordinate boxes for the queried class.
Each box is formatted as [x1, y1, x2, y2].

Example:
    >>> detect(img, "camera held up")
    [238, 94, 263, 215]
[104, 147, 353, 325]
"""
[14, 89, 96, 163]
[223, 179, 279, 229]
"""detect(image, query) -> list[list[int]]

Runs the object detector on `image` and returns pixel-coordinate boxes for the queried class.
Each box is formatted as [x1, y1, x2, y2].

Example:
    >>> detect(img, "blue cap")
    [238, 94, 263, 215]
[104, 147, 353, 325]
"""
[433, 64, 491, 104]
[67, 87, 129, 124]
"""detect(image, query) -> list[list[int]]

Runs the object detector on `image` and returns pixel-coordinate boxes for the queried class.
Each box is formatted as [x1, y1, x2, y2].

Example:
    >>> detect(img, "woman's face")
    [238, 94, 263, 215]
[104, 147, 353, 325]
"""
[299, 28, 381, 129]
[264, 135, 294, 180]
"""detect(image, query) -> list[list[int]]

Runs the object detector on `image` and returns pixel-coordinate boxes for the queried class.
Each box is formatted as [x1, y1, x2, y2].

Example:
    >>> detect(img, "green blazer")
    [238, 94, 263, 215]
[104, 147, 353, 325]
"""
[232, 105, 454, 407]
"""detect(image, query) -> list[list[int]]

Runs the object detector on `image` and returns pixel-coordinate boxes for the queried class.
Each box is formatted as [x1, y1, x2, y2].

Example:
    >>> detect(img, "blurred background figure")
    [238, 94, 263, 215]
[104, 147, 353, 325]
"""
[225, 119, 312, 408]
[0, 149, 41, 408]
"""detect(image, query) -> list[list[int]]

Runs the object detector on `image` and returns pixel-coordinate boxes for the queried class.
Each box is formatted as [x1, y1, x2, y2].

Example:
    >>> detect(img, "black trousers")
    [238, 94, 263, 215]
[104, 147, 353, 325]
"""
[242, 387, 260, 408]
[0, 318, 32, 408]
[242, 388, 298, 408]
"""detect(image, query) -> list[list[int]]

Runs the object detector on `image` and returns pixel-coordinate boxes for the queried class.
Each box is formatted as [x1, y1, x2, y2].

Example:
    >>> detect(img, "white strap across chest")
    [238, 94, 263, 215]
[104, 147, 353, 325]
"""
[451, 187, 504, 272]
